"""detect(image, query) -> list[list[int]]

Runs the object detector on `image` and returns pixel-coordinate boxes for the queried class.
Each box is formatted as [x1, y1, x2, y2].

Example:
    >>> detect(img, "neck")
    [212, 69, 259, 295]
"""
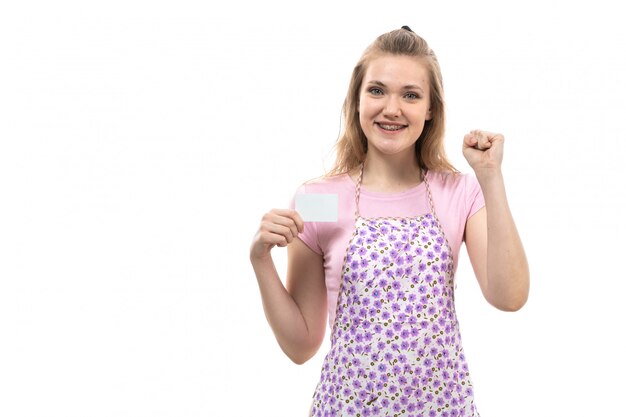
[360, 149, 422, 193]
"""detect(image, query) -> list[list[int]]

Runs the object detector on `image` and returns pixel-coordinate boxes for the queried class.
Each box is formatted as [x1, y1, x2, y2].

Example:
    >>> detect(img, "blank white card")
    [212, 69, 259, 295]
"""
[295, 194, 338, 222]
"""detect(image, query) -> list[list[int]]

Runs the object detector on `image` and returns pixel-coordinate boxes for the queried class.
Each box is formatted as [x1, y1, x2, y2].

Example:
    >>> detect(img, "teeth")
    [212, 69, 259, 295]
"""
[379, 124, 404, 131]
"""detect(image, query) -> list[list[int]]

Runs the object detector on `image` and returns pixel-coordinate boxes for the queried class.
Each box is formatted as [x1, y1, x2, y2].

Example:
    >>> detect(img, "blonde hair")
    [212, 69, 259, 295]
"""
[327, 27, 457, 176]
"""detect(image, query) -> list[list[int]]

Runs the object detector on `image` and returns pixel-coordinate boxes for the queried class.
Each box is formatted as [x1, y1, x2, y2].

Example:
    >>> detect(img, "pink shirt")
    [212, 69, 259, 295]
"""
[290, 171, 485, 329]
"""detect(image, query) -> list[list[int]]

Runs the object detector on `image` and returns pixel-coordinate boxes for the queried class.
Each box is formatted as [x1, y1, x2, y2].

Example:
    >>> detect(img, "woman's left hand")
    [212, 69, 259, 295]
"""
[462, 130, 504, 173]
[462, 129, 529, 311]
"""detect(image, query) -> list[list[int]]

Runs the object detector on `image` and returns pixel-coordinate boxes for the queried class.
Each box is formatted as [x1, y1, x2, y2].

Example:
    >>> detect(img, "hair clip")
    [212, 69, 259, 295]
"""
[401, 25, 414, 33]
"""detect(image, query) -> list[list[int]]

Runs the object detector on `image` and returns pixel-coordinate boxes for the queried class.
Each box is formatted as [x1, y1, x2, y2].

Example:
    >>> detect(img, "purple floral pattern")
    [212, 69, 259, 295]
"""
[311, 214, 479, 417]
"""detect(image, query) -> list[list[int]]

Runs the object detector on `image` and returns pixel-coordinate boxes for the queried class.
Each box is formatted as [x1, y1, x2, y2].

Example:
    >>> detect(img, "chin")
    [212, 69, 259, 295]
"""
[370, 143, 414, 157]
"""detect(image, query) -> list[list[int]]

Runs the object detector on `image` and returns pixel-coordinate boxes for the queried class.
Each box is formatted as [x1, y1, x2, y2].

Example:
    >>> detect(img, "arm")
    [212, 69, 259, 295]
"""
[250, 209, 327, 364]
[463, 131, 530, 311]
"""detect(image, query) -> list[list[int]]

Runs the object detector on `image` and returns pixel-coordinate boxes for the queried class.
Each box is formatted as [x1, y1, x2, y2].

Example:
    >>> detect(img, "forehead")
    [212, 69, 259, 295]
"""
[363, 54, 430, 89]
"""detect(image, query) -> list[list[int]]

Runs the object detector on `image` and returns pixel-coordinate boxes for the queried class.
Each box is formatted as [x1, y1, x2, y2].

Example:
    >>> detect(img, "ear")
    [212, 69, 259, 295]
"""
[426, 108, 432, 121]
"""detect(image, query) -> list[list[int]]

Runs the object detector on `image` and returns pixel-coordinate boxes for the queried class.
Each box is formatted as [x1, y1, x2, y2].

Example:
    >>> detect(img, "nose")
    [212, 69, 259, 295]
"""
[382, 96, 401, 118]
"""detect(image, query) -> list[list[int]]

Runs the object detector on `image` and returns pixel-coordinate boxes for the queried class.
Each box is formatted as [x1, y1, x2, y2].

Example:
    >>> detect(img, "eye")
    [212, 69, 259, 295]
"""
[368, 87, 384, 96]
[404, 92, 421, 100]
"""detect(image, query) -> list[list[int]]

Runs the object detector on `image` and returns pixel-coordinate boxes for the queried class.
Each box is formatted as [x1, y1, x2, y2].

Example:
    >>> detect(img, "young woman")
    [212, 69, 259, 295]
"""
[250, 26, 529, 416]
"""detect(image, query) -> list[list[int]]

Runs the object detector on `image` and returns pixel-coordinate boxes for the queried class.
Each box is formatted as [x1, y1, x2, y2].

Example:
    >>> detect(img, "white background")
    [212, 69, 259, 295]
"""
[1, 1, 625, 416]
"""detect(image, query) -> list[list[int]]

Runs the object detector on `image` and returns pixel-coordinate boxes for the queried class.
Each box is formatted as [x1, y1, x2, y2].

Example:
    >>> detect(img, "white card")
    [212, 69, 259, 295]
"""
[295, 194, 338, 222]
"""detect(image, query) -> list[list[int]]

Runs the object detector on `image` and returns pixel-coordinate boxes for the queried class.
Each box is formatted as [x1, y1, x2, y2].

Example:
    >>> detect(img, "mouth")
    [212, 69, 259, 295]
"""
[376, 122, 407, 132]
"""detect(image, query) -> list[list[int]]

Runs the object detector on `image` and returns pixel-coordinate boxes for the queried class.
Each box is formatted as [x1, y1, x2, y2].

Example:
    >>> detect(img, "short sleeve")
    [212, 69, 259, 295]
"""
[289, 184, 323, 255]
[465, 175, 485, 219]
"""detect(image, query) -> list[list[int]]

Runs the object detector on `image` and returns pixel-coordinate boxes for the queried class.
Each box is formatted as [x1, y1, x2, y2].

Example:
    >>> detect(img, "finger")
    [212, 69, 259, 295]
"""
[489, 133, 505, 145]
[269, 212, 301, 238]
[272, 208, 304, 234]
[292, 211, 305, 233]
[264, 233, 288, 248]
[479, 131, 505, 144]
[463, 133, 477, 148]
[254, 229, 288, 250]
[471, 130, 491, 150]
[263, 222, 296, 244]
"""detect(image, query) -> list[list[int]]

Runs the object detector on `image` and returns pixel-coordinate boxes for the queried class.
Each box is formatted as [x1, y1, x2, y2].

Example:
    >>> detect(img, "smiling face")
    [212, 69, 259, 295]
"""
[358, 54, 432, 160]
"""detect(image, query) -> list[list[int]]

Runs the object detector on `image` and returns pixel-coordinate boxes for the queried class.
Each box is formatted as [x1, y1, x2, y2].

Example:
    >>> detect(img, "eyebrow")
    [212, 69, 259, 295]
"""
[366, 80, 425, 93]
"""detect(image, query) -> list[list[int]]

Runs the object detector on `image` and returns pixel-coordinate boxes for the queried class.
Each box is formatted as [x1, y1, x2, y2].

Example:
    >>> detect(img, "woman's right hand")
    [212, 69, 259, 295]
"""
[250, 209, 304, 261]
[249, 209, 326, 364]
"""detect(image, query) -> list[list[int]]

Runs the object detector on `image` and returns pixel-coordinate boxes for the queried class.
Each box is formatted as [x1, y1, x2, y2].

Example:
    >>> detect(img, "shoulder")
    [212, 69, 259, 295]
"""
[427, 170, 484, 220]
[295, 173, 353, 194]
[427, 170, 480, 192]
